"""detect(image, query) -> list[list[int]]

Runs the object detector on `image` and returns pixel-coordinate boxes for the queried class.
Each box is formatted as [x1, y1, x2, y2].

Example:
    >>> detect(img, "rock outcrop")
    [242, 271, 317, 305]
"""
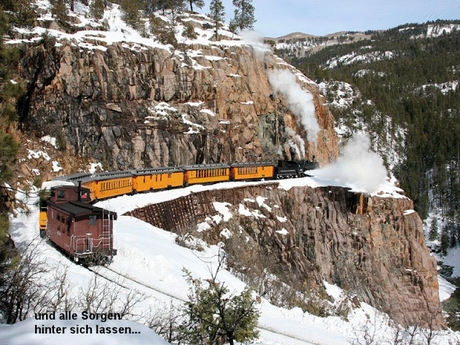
[128, 183, 444, 329]
[18, 38, 337, 171]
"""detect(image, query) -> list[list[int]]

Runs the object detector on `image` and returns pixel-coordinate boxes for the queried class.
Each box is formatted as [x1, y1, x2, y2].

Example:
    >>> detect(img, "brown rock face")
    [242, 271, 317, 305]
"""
[18, 41, 337, 170]
[151, 184, 443, 329]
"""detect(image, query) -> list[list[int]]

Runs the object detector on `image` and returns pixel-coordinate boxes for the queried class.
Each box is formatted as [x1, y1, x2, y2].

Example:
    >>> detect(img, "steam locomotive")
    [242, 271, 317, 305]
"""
[40, 159, 318, 263]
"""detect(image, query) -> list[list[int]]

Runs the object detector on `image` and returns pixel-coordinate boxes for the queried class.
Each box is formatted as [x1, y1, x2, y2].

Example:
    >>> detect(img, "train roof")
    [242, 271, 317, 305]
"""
[49, 201, 116, 217]
[182, 163, 231, 171]
[51, 172, 92, 183]
[91, 171, 133, 181]
[231, 161, 274, 167]
[42, 180, 76, 189]
[131, 167, 184, 176]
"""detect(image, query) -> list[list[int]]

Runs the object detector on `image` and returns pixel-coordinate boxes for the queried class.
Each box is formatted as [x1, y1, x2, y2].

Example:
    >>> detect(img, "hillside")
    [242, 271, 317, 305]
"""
[285, 20, 460, 221]
[268, 31, 372, 58]
[5, 174, 459, 344]
[283, 20, 460, 331]
[1, 1, 460, 344]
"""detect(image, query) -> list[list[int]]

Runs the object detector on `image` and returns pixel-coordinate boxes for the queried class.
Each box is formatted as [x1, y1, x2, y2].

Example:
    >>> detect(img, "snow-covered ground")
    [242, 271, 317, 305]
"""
[0, 316, 169, 345]
[5, 173, 460, 345]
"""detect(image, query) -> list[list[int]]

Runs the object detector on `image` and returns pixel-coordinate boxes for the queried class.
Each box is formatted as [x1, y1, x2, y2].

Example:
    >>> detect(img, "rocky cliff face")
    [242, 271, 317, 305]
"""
[145, 183, 443, 329]
[18, 36, 337, 171]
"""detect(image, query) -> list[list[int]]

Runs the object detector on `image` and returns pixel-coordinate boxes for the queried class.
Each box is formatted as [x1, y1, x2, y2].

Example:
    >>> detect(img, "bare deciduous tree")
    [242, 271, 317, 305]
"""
[146, 302, 184, 343]
[77, 274, 144, 317]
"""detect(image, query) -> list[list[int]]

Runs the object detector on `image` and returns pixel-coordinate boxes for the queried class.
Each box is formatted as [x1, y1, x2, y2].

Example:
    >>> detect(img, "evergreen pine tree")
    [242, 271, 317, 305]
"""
[209, 0, 225, 40]
[230, 0, 255, 33]
[441, 228, 449, 255]
[90, 0, 105, 20]
[120, 0, 142, 29]
[0, 6, 19, 267]
[429, 218, 438, 241]
[181, 268, 259, 345]
[50, 0, 69, 24]
[187, 0, 204, 12]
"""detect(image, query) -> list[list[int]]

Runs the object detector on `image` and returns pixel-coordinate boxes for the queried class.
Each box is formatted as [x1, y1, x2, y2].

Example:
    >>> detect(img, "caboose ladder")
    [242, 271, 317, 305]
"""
[102, 209, 112, 248]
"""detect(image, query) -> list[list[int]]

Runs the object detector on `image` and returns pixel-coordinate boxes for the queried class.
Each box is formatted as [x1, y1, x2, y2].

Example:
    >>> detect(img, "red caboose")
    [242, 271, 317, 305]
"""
[44, 185, 117, 263]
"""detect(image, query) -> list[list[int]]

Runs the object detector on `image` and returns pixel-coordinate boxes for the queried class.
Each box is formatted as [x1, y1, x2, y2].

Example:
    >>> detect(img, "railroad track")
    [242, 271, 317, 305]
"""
[86, 265, 322, 345]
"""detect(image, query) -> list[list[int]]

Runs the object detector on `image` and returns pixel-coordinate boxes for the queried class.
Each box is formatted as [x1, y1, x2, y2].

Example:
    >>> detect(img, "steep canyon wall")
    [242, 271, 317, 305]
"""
[19, 40, 337, 171]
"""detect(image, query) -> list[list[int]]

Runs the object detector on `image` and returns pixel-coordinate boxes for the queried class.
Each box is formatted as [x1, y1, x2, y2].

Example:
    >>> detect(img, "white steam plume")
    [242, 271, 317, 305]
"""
[268, 69, 320, 142]
[239, 30, 271, 60]
[314, 132, 388, 193]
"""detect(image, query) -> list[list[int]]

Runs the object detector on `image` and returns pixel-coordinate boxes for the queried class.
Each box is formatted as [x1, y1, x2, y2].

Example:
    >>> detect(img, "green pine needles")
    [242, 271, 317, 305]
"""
[181, 265, 260, 345]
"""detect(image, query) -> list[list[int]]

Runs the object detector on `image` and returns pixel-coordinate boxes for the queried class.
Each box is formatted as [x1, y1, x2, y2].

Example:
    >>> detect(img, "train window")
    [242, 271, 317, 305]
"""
[89, 215, 97, 226]
[57, 190, 65, 199]
[168, 173, 172, 178]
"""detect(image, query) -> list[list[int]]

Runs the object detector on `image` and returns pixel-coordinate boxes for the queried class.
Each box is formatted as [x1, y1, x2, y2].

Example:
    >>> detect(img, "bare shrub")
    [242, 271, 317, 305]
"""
[145, 302, 184, 343]
[0, 243, 48, 323]
[76, 274, 144, 318]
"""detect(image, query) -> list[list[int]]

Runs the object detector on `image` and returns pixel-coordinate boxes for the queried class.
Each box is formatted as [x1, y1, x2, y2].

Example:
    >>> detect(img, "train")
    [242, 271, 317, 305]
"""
[40, 159, 318, 264]
[39, 184, 117, 264]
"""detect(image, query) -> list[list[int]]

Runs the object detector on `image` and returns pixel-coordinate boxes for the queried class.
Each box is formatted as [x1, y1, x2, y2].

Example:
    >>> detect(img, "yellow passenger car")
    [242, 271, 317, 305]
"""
[81, 172, 133, 200]
[183, 164, 230, 185]
[132, 167, 184, 192]
[230, 162, 275, 181]
[39, 209, 48, 236]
